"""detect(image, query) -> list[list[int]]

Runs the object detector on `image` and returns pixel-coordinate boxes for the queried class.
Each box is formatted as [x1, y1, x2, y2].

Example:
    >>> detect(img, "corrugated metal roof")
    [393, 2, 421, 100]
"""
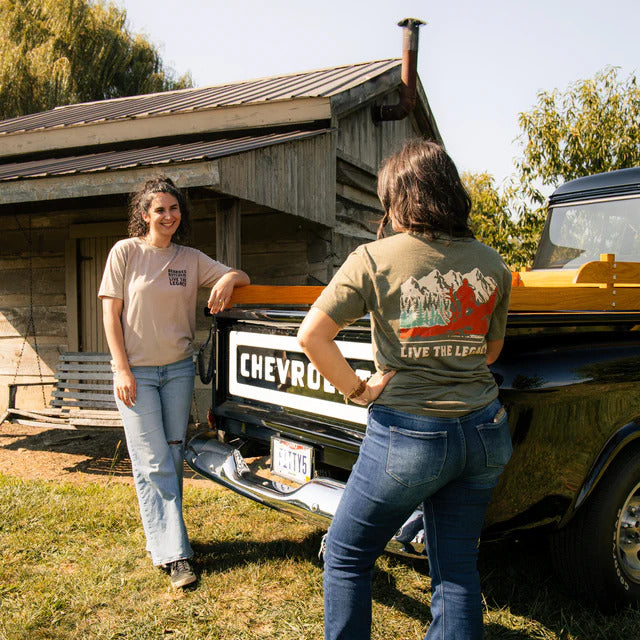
[0, 129, 330, 181]
[0, 60, 400, 136]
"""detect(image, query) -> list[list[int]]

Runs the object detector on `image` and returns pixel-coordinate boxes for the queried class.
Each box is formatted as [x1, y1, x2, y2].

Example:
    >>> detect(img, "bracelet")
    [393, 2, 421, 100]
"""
[344, 378, 367, 404]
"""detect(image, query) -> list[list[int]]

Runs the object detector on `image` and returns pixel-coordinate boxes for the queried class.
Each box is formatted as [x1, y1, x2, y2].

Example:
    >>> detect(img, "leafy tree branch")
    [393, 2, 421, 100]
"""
[0, 0, 192, 119]
[468, 67, 640, 268]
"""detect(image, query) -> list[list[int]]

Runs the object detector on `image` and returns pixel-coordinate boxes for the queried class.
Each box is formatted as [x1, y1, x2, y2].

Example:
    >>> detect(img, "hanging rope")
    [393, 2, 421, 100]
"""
[12, 213, 47, 406]
[191, 387, 201, 427]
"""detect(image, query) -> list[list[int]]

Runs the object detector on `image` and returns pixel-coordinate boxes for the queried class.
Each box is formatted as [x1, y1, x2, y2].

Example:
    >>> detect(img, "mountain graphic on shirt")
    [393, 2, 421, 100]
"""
[400, 268, 498, 339]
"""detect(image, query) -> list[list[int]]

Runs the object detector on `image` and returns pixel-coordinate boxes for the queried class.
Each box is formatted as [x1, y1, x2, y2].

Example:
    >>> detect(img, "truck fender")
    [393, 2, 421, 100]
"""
[572, 420, 640, 516]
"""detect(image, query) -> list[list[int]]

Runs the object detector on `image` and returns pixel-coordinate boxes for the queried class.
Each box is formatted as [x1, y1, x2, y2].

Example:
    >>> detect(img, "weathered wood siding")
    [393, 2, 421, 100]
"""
[337, 90, 422, 171]
[218, 132, 336, 227]
[2, 215, 72, 411]
[0, 207, 130, 412]
[241, 211, 332, 286]
[330, 94, 430, 271]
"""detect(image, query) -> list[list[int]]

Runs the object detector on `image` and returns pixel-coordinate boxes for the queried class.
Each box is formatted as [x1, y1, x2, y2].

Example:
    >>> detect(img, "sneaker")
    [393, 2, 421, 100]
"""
[318, 533, 327, 562]
[169, 559, 197, 588]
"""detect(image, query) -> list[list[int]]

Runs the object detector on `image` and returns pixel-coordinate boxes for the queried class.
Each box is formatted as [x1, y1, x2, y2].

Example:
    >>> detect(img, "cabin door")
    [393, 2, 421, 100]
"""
[78, 236, 121, 352]
[68, 223, 127, 353]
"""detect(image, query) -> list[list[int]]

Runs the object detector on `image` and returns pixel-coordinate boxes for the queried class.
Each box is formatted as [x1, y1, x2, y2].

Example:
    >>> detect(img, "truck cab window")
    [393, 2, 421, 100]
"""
[534, 196, 640, 269]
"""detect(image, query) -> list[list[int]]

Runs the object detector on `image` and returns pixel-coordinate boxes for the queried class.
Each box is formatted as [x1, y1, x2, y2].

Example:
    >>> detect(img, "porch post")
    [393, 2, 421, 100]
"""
[216, 198, 241, 268]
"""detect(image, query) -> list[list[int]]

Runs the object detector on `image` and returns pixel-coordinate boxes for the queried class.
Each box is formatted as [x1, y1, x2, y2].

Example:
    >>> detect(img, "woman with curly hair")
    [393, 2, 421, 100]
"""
[99, 176, 249, 588]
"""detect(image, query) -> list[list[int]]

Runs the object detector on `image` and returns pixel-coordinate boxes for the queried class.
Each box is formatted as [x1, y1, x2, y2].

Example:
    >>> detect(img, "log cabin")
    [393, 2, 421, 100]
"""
[0, 22, 441, 416]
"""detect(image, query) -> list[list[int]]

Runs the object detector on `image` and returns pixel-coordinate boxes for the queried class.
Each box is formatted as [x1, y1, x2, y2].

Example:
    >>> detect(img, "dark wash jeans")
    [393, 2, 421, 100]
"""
[323, 399, 512, 640]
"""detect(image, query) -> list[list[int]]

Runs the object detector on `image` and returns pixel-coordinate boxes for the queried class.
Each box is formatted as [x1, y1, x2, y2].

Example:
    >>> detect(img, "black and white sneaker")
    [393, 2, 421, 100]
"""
[169, 559, 197, 588]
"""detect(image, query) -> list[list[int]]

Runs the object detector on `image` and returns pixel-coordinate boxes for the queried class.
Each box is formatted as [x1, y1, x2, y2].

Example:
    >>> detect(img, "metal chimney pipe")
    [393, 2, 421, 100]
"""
[372, 18, 425, 124]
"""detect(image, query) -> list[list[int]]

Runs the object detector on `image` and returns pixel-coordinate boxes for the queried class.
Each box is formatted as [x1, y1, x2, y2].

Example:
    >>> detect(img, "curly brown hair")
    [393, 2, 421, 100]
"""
[128, 176, 191, 243]
[376, 139, 473, 240]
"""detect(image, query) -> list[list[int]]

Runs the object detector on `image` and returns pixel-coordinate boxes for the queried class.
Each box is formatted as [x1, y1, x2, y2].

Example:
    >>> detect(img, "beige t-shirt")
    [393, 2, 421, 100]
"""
[98, 237, 231, 367]
[313, 232, 512, 416]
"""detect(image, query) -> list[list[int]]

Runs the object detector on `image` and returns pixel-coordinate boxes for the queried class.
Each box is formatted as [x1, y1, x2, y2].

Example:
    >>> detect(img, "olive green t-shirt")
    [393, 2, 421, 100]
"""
[313, 232, 512, 416]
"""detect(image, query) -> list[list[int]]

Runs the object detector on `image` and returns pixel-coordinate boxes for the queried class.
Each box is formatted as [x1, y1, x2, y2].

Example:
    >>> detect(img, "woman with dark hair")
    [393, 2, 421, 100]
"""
[298, 140, 512, 639]
[99, 176, 249, 588]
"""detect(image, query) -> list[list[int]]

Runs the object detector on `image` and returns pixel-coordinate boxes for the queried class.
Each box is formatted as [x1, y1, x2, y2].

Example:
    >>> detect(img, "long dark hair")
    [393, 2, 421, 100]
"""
[376, 139, 473, 240]
[128, 176, 191, 243]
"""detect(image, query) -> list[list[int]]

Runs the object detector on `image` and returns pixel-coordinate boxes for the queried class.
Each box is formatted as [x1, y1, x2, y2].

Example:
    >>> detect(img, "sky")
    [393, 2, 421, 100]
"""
[115, 0, 639, 188]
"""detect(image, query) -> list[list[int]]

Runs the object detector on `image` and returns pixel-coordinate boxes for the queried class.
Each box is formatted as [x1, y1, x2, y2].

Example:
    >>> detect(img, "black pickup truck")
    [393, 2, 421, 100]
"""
[187, 167, 640, 610]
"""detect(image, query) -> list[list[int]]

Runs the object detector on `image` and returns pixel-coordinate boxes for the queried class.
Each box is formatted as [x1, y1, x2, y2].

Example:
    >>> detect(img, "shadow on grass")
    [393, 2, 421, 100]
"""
[478, 533, 640, 639]
[192, 531, 323, 571]
[193, 531, 640, 640]
[191, 533, 433, 628]
[384, 535, 639, 639]
[191, 531, 610, 639]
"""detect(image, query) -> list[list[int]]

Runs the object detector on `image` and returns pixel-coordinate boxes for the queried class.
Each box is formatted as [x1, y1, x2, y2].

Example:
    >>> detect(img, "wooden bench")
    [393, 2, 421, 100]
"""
[1, 352, 122, 430]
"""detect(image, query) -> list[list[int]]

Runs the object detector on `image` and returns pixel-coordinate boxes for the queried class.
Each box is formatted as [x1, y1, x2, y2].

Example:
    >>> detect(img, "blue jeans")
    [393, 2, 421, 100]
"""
[115, 357, 195, 566]
[323, 399, 512, 640]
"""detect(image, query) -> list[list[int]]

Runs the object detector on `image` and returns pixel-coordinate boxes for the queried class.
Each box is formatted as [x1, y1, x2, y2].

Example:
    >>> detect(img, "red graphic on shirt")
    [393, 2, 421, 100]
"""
[399, 277, 498, 339]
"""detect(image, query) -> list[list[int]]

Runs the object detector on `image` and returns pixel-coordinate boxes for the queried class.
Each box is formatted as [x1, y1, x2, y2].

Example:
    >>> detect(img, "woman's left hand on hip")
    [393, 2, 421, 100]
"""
[351, 370, 396, 406]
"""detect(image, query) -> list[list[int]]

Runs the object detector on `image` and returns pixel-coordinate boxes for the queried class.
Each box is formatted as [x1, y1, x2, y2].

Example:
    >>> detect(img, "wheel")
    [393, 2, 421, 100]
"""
[549, 445, 640, 611]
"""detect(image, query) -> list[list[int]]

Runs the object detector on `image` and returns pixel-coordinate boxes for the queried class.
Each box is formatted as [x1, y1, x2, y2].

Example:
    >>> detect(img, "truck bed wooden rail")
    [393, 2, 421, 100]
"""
[4, 256, 638, 432]
[230, 255, 640, 312]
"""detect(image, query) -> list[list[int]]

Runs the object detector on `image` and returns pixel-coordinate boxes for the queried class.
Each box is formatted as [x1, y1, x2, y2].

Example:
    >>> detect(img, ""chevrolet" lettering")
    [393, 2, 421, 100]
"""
[240, 353, 336, 393]
[239, 352, 371, 396]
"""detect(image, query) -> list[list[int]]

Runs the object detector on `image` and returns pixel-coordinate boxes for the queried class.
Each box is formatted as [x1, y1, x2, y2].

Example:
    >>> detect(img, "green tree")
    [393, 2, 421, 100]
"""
[463, 171, 526, 268]
[0, 0, 192, 120]
[511, 67, 640, 265]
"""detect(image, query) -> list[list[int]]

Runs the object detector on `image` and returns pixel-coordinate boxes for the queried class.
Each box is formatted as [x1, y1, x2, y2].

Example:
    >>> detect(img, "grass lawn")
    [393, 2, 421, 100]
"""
[1, 473, 639, 639]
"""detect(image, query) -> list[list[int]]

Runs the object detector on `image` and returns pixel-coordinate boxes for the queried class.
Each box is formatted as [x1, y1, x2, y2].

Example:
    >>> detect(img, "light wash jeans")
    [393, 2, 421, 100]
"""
[115, 357, 195, 566]
[323, 399, 513, 640]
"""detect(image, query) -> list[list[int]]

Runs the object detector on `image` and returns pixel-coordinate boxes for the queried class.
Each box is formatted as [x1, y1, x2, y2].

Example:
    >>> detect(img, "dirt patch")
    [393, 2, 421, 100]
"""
[0, 422, 208, 486]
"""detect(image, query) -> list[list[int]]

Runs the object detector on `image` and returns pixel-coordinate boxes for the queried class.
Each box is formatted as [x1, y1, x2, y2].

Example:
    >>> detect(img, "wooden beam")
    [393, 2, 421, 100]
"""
[575, 255, 640, 286]
[509, 287, 640, 312]
[0, 256, 65, 270]
[516, 269, 580, 288]
[6, 408, 68, 424]
[336, 158, 378, 196]
[0, 161, 221, 205]
[216, 199, 241, 269]
[2, 98, 331, 157]
[336, 183, 384, 212]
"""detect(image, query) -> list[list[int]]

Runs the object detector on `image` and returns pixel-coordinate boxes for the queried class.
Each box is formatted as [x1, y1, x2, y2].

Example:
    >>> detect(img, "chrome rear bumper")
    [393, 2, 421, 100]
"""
[186, 433, 426, 558]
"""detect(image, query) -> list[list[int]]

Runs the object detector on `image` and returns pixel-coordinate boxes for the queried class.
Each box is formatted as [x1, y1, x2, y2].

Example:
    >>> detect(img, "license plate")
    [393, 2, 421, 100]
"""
[271, 437, 313, 483]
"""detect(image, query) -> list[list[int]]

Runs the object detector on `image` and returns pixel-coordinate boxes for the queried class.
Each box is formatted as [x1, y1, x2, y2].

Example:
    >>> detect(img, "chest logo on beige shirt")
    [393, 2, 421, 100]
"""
[168, 268, 187, 287]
